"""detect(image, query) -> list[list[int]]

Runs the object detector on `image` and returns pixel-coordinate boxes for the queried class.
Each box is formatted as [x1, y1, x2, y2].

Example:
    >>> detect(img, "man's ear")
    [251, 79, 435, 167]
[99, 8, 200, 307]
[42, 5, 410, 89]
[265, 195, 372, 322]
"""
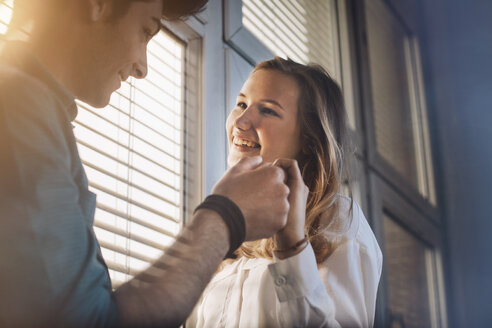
[87, 0, 112, 21]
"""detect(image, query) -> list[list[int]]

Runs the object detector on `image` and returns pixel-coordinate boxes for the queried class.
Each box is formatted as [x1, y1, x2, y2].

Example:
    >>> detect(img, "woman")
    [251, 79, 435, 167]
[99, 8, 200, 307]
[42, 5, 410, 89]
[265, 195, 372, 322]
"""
[190, 57, 382, 327]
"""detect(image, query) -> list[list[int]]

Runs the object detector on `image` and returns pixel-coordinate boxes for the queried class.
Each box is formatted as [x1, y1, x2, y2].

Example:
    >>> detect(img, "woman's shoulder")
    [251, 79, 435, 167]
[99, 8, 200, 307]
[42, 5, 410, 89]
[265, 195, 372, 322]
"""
[319, 195, 359, 240]
[337, 196, 382, 267]
[322, 196, 378, 248]
[320, 195, 383, 270]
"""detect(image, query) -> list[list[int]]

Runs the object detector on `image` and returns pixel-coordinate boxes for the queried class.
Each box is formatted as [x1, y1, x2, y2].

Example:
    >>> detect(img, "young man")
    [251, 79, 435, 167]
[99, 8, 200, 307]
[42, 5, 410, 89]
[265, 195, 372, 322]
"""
[0, 0, 304, 326]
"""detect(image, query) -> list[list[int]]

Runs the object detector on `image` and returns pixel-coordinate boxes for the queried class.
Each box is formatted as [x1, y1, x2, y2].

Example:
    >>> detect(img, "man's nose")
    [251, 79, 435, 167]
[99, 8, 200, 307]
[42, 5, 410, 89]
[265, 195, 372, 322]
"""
[132, 49, 148, 79]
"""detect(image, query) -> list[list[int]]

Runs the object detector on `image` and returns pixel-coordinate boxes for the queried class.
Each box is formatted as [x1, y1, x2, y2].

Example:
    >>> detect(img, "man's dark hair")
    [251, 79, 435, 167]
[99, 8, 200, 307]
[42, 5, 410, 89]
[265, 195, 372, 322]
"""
[113, 0, 208, 21]
[9, 0, 208, 30]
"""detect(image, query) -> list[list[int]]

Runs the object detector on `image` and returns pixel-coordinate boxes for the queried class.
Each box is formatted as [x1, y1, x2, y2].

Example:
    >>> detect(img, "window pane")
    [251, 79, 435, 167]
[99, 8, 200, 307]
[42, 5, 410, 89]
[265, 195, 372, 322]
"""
[242, 0, 340, 81]
[0, 0, 29, 39]
[0, 0, 12, 35]
[365, 0, 418, 184]
[365, 0, 436, 204]
[383, 215, 437, 328]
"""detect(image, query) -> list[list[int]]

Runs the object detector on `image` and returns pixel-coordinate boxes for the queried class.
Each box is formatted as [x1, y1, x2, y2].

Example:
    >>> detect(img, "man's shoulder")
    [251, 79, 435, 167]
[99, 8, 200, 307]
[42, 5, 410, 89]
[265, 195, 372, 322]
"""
[0, 62, 54, 101]
[0, 62, 60, 122]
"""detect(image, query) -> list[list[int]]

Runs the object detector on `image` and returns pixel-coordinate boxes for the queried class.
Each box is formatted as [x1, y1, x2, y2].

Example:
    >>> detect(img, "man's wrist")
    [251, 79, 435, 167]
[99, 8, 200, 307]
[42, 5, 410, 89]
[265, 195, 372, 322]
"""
[193, 208, 230, 255]
[194, 195, 246, 258]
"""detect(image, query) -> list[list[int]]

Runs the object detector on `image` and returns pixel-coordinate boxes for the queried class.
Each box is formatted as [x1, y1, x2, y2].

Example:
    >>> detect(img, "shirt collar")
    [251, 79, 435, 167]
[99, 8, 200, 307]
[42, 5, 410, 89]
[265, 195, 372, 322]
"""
[0, 40, 78, 121]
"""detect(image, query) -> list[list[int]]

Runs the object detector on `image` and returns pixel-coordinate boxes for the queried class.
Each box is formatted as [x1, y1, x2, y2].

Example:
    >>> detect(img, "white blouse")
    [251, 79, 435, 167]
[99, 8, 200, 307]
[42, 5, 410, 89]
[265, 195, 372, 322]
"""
[188, 199, 383, 328]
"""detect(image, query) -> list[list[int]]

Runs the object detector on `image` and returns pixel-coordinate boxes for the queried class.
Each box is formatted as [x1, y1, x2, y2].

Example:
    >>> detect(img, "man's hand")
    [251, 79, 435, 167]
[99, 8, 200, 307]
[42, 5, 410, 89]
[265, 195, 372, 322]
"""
[212, 156, 289, 241]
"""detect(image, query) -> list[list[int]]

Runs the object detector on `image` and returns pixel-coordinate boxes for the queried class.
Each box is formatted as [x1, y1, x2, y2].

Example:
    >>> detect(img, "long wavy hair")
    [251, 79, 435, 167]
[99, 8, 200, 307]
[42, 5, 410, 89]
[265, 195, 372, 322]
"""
[235, 57, 353, 264]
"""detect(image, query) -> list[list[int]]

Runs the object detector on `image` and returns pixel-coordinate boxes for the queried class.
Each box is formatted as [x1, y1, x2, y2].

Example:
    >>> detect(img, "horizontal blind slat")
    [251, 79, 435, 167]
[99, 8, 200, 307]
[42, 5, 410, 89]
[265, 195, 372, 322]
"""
[77, 140, 180, 191]
[94, 220, 170, 251]
[98, 240, 156, 264]
[90, 182, 180, 223]
[96, 203, 177, 238]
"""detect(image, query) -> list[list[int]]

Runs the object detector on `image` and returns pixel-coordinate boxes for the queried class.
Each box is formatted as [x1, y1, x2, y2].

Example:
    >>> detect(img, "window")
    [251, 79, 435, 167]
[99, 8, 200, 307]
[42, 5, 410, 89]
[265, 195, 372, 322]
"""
[242, 0, 340, 81]
[0, 0, 12, 35]
[383, 215, 443, 328]
[365, 0, 436, 204]
[238, 0, 359, 133]
[0, 0, 28, 40]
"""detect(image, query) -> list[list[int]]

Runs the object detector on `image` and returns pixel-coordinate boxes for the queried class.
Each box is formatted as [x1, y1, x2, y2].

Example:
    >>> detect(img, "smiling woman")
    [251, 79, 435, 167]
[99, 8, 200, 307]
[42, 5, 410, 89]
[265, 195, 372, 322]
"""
[190, 57, 383, 328]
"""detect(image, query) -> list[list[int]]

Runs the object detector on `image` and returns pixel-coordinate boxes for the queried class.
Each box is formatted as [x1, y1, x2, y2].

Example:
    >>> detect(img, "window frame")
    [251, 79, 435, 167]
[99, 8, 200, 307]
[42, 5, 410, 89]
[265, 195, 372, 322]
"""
[352, 0, 440, 223]
[369, 172, 447, 328]
[162, 16, 206, 221]
[351, 0, 447, 325]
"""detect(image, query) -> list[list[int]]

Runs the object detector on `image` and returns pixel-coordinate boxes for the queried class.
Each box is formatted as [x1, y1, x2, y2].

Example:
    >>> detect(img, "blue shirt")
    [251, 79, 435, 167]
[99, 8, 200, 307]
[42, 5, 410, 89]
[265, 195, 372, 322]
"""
[0, 41, 119, 327]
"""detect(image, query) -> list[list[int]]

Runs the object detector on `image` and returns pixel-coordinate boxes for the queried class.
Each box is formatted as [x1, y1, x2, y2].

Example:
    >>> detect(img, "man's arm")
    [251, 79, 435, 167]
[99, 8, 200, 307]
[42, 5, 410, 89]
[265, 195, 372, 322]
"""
[115, 157, 291, 327]
[115, 209, 229, 327]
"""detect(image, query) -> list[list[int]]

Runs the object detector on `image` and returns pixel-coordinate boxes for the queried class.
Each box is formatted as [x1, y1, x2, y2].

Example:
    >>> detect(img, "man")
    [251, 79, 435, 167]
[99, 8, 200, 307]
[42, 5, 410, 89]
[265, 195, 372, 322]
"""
[0, 0, 302, 326]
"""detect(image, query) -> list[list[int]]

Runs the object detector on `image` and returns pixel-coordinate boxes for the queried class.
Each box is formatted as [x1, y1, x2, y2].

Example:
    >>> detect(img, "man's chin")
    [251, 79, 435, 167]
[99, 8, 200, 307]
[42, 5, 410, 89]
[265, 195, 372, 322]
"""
[79, 92, 111, 109]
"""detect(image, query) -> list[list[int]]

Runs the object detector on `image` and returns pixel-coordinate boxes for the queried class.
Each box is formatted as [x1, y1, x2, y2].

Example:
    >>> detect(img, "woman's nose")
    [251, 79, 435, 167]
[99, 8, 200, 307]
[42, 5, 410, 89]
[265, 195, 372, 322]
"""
[234, 108, 255, 131]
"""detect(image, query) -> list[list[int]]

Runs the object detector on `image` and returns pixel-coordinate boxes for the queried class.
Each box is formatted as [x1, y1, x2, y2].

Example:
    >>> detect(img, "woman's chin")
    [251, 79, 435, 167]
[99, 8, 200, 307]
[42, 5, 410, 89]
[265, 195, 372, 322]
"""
[227, 154, 243, 167]
[227, 153, 260, 167]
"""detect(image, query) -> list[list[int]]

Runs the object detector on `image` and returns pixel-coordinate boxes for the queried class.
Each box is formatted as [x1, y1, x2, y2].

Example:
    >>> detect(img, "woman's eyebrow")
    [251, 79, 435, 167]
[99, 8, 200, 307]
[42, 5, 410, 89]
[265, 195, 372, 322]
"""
[261, 99, 284, 111]
[237, 93, 284, 111]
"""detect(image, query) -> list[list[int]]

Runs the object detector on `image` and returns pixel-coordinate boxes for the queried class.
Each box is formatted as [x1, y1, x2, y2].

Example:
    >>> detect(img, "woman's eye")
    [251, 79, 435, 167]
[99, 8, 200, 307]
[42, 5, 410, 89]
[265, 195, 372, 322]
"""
[237, 102, 247, 109]
[260, 107, 279, 117]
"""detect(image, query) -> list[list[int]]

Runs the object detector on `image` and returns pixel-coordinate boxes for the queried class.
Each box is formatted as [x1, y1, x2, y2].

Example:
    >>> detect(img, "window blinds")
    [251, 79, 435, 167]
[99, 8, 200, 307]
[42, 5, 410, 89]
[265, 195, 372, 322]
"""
[242, 0, 340, 81]
[365, 0, 436, 204]
[365, 0, 419, 186]
[74, 31, 186, 288]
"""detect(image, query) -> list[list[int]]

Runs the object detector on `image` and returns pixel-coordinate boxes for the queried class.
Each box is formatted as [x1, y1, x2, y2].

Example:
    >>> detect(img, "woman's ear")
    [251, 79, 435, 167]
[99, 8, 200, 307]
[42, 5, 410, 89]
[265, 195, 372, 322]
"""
[87, 0, 112, 22]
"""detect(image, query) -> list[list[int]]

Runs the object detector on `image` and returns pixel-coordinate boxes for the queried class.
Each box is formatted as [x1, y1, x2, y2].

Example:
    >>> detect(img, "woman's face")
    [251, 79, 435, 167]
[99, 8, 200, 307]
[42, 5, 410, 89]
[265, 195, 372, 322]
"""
[226, 69, 302, 166]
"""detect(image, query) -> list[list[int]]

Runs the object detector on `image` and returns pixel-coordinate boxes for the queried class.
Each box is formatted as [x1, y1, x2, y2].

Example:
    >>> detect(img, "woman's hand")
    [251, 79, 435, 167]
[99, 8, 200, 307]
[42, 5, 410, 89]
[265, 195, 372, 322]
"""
[273, 159, 309, 258]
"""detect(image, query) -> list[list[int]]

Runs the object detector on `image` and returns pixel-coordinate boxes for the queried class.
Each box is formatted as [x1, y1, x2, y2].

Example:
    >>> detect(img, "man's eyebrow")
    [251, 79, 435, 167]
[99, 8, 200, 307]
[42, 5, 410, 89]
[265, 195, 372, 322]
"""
[151, 17, 163, 36]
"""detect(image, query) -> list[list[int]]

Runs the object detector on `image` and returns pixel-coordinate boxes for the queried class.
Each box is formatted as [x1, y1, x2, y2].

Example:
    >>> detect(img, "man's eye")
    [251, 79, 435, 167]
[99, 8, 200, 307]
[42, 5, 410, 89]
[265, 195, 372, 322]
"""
[143, 28, 153, 41]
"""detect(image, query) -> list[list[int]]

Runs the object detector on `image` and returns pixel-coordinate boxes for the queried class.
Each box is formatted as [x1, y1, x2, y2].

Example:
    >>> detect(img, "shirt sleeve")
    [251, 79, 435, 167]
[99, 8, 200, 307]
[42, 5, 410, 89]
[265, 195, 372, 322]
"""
[268, 244, 341, 328]
[267, 202, 382, 328]
[0, 69, 119, 327]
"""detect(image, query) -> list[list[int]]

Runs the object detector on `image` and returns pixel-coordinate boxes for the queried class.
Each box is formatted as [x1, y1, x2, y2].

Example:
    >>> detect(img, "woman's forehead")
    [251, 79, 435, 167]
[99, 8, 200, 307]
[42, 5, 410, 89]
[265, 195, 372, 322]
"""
[241, 69, 300, 101]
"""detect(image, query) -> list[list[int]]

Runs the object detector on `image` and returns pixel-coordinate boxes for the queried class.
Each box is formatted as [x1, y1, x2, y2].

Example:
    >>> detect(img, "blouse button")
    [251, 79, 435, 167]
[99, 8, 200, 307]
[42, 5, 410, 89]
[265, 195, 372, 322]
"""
[275, 276, 287, 286]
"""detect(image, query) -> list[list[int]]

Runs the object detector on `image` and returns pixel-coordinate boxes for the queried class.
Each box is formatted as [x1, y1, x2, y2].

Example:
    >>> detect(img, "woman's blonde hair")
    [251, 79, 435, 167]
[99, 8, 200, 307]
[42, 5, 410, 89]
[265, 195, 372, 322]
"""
[235, 57, 353, 264]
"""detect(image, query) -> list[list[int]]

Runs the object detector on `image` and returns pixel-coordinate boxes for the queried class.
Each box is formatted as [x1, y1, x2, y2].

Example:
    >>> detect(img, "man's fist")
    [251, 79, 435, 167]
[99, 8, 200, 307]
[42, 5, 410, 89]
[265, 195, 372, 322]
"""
[212, 156, 289, 241]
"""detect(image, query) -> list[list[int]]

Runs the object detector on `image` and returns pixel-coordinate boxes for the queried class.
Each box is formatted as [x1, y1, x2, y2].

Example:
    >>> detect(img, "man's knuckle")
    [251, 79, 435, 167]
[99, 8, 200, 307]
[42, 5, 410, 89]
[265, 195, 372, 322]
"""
[282, 184, 290, 196]
[269, 167, 282, 180]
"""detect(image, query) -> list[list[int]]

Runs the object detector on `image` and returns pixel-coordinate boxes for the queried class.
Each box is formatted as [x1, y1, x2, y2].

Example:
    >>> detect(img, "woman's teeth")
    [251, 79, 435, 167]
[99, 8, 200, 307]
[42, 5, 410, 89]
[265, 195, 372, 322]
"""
[233, 136, 260, 148]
